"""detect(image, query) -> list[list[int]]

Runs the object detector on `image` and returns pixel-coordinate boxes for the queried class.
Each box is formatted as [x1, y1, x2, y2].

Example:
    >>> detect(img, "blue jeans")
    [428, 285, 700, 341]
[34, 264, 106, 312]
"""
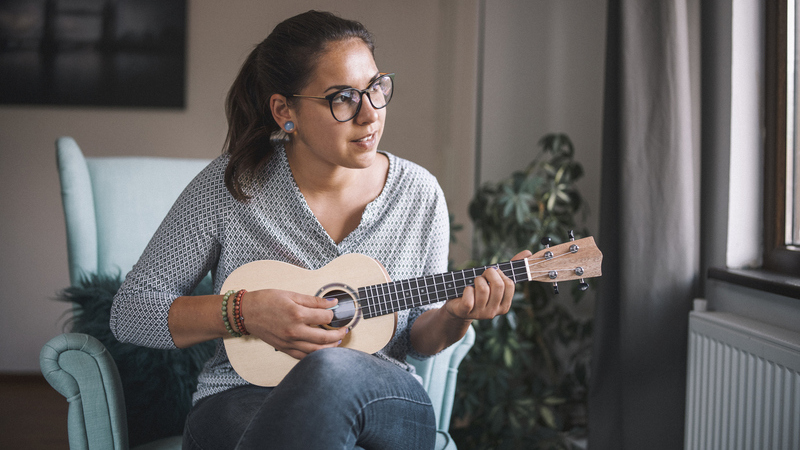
[183, 347, 437, 450]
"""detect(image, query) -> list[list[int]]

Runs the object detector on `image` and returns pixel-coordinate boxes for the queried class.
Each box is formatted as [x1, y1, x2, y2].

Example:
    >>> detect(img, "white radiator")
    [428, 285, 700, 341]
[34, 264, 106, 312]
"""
[685, 311, 800, 450]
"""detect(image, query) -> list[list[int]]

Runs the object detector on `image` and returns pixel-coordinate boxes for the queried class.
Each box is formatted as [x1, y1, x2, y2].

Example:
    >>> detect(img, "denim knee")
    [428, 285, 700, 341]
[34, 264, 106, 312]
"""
[289, 348, 431, 403]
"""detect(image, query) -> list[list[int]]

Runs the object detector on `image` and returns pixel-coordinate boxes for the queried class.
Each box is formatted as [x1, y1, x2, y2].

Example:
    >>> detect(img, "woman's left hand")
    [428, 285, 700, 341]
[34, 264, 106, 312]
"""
[443, 250, 533, 321]
[410, 250, 533, 356]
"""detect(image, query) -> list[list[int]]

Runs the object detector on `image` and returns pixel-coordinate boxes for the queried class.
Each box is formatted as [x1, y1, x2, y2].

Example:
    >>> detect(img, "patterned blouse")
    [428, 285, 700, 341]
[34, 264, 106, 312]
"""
[110, 146, 450, 403]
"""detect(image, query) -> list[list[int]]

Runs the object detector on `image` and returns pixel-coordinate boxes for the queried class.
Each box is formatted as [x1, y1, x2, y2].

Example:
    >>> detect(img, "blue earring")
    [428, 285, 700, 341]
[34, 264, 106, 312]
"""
[284, 121, 295, 133]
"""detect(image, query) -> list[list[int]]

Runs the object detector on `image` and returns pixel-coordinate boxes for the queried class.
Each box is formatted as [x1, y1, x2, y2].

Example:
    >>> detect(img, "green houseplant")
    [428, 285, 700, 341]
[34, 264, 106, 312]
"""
[451, 133, 593, 449]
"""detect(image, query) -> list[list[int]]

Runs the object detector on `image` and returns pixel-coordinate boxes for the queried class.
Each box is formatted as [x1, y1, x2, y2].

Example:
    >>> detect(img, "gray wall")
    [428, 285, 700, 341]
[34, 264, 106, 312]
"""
[480, 0, 605, 235]
[0, 0, 606, 372]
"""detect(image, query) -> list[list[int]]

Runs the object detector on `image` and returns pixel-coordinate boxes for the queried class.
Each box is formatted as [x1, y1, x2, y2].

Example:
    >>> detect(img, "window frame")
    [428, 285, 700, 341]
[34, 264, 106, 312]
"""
[764, 0, 800, 277]
[709, 0, 800, 300]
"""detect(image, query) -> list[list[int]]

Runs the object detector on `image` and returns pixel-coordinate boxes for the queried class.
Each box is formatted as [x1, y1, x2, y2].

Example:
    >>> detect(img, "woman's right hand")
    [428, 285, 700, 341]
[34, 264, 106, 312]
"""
[240, 289, 348, 360]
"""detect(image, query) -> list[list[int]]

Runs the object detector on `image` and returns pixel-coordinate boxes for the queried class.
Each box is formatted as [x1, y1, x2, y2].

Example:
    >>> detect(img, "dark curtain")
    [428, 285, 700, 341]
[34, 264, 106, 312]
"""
[589, 1, 700, 449]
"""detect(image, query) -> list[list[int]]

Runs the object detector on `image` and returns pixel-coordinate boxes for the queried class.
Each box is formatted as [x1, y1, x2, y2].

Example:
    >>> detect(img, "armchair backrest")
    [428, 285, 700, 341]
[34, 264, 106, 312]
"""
[56, 137, 211, 286]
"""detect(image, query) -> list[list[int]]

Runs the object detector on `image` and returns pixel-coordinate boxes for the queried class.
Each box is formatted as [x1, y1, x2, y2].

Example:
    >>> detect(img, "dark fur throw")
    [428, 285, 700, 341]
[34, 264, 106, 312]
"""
[57, 273, 216, 447]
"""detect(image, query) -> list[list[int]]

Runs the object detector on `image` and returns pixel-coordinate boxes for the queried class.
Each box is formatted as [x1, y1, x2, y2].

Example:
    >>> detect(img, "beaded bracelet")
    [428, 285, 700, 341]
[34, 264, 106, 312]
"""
[221, 290, 242, 338]
[233, 289, 249, 336]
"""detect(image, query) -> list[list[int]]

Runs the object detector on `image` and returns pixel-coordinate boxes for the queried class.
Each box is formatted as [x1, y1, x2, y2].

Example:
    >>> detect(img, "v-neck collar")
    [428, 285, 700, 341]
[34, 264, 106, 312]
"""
[274, 146, 395, 251]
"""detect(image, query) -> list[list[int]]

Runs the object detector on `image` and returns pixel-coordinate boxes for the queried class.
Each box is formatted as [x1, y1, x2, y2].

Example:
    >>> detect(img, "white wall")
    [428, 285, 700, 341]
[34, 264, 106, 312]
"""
[0, 0, 606, 372]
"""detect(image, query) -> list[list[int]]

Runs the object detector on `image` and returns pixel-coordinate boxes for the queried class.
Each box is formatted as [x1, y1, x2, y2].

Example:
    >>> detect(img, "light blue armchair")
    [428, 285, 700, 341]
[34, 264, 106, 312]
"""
[40, 136, 474, 450]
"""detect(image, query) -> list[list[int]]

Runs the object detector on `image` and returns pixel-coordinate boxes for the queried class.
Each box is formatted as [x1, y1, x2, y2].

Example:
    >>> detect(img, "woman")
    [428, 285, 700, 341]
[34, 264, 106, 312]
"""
[111, 10, 529, 449]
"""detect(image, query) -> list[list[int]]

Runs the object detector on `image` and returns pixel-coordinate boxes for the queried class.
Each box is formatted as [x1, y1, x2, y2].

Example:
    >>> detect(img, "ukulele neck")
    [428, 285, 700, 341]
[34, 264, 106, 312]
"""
[357, 260, 529, 319]
[356, 236, 601, 319]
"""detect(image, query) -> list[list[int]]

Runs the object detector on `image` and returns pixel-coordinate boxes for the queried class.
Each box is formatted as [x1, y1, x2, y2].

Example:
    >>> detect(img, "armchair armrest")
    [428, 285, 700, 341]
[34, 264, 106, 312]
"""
[40, 333, 129, 450]
[407, 325, 476, 431]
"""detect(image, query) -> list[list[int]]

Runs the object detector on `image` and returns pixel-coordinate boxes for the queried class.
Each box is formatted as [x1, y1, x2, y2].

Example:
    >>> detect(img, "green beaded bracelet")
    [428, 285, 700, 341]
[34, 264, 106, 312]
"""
[221, 290, 242, 338]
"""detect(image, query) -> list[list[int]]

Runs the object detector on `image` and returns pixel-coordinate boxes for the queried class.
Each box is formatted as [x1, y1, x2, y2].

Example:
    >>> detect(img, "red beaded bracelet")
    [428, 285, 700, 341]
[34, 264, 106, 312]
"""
[233, 289, 249, 336]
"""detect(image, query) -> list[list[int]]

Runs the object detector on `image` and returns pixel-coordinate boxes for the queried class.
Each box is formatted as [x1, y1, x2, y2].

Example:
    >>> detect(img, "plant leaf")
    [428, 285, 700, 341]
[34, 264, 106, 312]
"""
[540, 406, 557, 429]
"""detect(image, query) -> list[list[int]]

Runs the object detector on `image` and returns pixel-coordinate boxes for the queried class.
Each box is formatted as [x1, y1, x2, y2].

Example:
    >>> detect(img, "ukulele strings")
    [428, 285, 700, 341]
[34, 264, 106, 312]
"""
[348, 247, 578, 315]
[525, 248, 578, 276]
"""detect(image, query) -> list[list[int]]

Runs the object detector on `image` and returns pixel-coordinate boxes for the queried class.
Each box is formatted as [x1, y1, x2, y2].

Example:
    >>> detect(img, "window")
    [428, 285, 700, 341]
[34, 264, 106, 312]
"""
[764, 0, 800, 275]
[788, 1, 800, 247]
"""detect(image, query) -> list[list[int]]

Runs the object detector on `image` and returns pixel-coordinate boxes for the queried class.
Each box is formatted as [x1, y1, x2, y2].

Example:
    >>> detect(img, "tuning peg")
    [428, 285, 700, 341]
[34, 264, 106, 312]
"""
[546, 243, 559, 293]
[568, 230, 575, 240]
[549, 269, 560, 294]
[574, 266, 588, 291]
[541, 237, 554, 260]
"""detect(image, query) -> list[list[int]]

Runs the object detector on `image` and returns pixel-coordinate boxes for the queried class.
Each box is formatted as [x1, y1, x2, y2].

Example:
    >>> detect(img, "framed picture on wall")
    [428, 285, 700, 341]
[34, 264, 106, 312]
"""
[0, 0, 187, 108]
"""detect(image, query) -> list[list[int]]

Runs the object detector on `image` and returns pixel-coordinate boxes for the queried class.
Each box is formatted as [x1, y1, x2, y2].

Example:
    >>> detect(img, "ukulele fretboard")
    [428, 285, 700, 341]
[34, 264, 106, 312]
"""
[357, 259, 529, 319]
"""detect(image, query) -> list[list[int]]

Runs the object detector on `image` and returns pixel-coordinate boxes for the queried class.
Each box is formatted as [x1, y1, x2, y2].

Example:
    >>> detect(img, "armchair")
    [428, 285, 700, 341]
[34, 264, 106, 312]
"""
[40, 137, 474, 450]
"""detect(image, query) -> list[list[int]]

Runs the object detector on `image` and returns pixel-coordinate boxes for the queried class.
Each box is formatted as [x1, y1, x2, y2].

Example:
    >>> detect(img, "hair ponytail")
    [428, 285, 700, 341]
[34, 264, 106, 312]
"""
[223, 48, 277, 201]
[222, 11, 375, 201]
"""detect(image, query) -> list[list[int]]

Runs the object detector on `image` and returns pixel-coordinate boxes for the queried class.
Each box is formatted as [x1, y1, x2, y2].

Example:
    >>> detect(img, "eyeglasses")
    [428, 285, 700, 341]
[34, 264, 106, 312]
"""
[289, 73, 394, 122]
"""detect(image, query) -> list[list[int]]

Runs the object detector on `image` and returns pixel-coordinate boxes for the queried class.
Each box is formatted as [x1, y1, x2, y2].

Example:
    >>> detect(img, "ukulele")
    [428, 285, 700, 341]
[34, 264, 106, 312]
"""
[222, 236, 603, 386]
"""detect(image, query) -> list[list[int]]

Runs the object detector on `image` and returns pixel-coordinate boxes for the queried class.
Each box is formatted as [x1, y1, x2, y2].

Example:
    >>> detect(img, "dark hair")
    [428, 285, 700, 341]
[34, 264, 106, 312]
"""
[223, 10, 375, 201]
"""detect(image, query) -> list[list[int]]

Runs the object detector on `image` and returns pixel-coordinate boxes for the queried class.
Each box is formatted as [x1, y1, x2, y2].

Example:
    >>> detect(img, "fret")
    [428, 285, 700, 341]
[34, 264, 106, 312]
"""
[465, 267, 478, 289]
[382, 282, 391, 314]
[444, 272, 455, 299]
[392, 282, 399, 311]
[451, 270, 467, 295]
[430, 274, 445, 302]
[358, 287, 370, 318]
[496, 262, 508, 280]
[397, 280, 408, 311]
[386, 282, 396, 310]
[370, 285, 378, 316]
[408, 277, 417, 302]
[516, 259, 530, 282]
[405, 278, 418, 306]
[387, 281, 396, 312]
[413, 276, 424, 304]
[358, 257, 542, 317]
[368, 284, 379, 318]
[390, 281, 402, 312]
[465, 268, 476, 288]
[454, 270, 465, 290]
[373, 284, 383, 317]
[379, 283, 388, 316]
[506, 260, 522, 282]
[506, 260, 528, 282]
[441, 272, 452, 298]
[363, 285, 373, 318]
[387, 283, 396, 314]
[380, 282, 390, 314]
[397, 279, 409, 311]
[466, 268, 477, 289]
[451, 270, 462, 291]
[418, 276, 431, 303]
[359, 286, 369, 319]
[472, 267, 481, 284]
[410, 277, 420, 304]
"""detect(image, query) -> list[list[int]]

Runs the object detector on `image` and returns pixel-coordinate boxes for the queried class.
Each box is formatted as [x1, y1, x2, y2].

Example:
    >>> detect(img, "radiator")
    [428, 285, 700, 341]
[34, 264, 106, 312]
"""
[685, 311, 800, 450]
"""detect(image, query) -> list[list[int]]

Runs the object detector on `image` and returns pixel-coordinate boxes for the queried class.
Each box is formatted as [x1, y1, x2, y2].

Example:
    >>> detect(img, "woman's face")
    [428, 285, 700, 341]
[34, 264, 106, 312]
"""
[286, 39, 386, 171]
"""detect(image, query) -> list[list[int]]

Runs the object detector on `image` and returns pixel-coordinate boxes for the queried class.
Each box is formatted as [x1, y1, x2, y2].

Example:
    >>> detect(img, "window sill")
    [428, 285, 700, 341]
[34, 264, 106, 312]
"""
[708, 267, 800, 300]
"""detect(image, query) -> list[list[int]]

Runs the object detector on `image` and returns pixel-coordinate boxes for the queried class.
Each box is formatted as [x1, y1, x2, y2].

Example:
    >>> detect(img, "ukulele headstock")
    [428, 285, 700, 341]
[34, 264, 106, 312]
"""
[524, 232, 602, 293]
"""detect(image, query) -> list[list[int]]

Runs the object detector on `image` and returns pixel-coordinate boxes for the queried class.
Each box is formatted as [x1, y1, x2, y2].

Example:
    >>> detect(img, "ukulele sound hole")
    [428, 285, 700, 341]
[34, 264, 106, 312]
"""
[324, 290, 359, 329]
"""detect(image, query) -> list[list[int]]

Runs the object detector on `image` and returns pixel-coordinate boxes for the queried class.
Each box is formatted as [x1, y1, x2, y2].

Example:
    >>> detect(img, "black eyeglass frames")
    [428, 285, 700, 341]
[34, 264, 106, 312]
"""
[289, 73, 395, 122]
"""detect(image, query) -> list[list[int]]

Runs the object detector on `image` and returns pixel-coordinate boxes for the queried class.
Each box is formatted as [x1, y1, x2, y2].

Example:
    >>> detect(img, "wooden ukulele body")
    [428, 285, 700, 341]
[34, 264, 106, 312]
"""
[221, 253, 397, 387]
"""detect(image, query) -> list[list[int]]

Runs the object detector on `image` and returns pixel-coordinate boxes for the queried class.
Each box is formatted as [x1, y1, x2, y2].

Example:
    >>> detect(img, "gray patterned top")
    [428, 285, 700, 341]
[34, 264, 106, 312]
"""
[110, 146, 450, 403]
